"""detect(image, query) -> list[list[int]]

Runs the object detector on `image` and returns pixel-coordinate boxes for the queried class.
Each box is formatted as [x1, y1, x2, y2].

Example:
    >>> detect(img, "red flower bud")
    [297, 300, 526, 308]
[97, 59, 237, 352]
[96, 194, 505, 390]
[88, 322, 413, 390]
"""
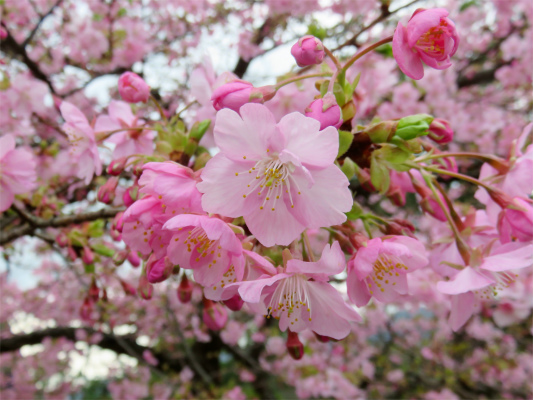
[177, 274, 193, 303]
[286, 330, 304, 360]
[305, 93, 343, 130]
[97, 177, 119, 204]
[223, 294, 244, 311]
[81, 246, 94, 265]
[107, 157, 128, 176]
[428, 118, 453, 144]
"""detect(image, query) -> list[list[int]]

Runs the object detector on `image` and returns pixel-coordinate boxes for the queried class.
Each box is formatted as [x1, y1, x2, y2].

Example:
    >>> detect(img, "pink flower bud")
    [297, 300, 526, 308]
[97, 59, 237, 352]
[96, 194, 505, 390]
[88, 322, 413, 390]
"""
[146, 255, 174, 284]
[0, 27, 7, 40]
[80, 297, 93, 322]
[113, 212, 124, 233]
[305, 93, 343, 130]
[127, 251, 141, 267]
[133, 163, 144, 177]
[97, 177, 119, 204]
[412, 179, 447, 221]
[223, 294, 244, 311]
[291, 35, 325, 67]
[56, 232, 69, 247]
[497, 197, 533, 244]
[123, 185, 138, 207]
[202, 298, 228, 331]
[89, 279, 100, 302]
[286, 330, 304, 360]
[81, 246, 94, 265]
[119, 279, 137, 296]
[428, 118, 454, 144]
[67, 246, 78, 261]
[314, 332, 330, 343]
[211, 80, 271, 112]
[112, 250, 128, 266]
[107, 157, 128, 176]
[138, 275, 153, 300]
[118, 72, 150, 103]
[177, 274, 193, 303]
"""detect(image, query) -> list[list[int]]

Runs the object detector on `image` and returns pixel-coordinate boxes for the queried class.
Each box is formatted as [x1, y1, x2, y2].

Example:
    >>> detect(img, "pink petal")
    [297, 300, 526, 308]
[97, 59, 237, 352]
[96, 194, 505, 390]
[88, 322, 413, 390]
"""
[449, 292, 475, 331]
[60, 101, 89, 126]
[95, 115, 121, 133]
[214, 104, 276, 162]
[392, 22, 424, 80]
[0, 134, 15, 159]
[108, 100, 136, 125]
[286, 242, 345, 276]
[437, 266, 495, 295]
[278, 112, 338, 169]
[347, 269, 371, 307]
[481, 242, 533, 272]
[406, 8, 449, 48]
[237, 273, 289, 303]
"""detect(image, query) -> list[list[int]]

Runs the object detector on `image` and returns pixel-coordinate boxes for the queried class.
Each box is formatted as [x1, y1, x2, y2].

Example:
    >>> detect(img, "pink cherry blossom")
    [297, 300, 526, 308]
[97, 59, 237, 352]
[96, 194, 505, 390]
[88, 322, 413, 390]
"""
[347, 236, 428, 307]
[60, 101, 102, 184]
[437, 242, 533, 331]
[95, 100, 155, 159]
[497, 197, 533, 243]
[118, 72, 150, 103]
[197, 104, 353, 247]
[163, 214, 245, 291]
[0, 134, 37, 212]
[392, 8, 459, 80]
[233, 242, 361, 340]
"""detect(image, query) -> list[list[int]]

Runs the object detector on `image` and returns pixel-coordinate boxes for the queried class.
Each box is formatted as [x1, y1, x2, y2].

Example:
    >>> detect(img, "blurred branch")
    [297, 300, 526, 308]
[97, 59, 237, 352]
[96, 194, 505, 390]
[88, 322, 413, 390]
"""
[0, 206, 123, 246]
[23, 0, 63, 47]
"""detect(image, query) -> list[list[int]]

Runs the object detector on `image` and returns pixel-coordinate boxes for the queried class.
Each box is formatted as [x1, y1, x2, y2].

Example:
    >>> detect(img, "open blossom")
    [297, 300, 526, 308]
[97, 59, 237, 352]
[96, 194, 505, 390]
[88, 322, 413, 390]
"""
[437, 242, 533, 331]
[163, 214, 245, 290]
[197, 104, 352, 247]
[95, 100, 155, 159]
[231, 242, 361, 340]
[0, 134, 37, 212]
[497, 197, 533, 244]
[392, 8, 459, 80]
[60, 101, 102, 184]
[347, 236, 428, 307]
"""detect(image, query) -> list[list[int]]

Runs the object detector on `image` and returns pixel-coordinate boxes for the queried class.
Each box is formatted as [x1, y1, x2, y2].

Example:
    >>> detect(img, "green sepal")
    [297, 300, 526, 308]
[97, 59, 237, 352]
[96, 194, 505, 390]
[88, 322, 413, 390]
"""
[395, 114, 434, 140]
[337, 130, 353, 158]
[346, 201, 364, 221]
[340, 157, 356, 180]
[189, 119, 211, 141]
[90, 243, 115, 258]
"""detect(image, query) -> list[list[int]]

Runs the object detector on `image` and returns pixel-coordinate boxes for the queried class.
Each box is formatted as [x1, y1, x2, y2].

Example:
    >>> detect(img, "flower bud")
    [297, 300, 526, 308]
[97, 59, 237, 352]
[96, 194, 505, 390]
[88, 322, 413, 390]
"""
[202, 298, 228, 331]
[81, 246, 95, 265]
[211, 80, 272, 112]
[353, 164, 375, 192]
[291, 35, 325, 67]
[395, 114, 433, 141]
[138, 274, 153, 300]
[286, 330, 304, 360]
[223, 294, 244, 311]
[80, 297, 93, 322]
[97, 177, 119, 204]
[314, 332, 330, 343]
[123, 185, 139, 207]
[366, 120, 397, 143]
[56, 232, 69, 247]
[107, 157, 128, 176]
[112, 250, 129, 266]
[497, 197, 533, 243]
[119, 279, 137, 296]
[113, 212, 124, 233]
[383, 218, 416, 237]
[127, 251, 141, 268]
[305, 93, 342, 130]
[428, 118, 453, 144]
[88, 278, 100, 302]
[177, 274, 193, 303]
[0, 27, 7, 40]
[146, 255, 174, 284]
[67, 246, 78, 262]
[133, 163, 144, 177]
[118, 72, 150, 103]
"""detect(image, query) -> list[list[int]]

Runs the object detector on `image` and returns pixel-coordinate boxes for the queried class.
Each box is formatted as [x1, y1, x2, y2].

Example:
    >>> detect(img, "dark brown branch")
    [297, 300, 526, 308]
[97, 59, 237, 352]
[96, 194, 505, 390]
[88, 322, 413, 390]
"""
[0, 207, 123, 246]
[457, 61, 511, 88]
[23, 0, 63, 47]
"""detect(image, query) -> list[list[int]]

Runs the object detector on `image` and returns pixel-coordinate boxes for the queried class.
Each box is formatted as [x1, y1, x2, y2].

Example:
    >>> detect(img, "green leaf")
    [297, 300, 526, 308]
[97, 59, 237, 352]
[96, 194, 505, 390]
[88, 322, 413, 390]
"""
[88, 220, 105, 238]
[395, 114, 433, 140]
[370, 154, 390, 194]
[117, 7, 127, 17]
[333, 82, 345, 107]
[84, 264, 95, 274]
[374, 43, 393, 58]
[337, 130, 353, 158]
[340, 157, 356, 180]
[346, 201, 364, 221]
[307, 24, 327, 41]
[460, 0, 478, 12]
[189, 119, 211, 141]
[90, 243, 115, 258]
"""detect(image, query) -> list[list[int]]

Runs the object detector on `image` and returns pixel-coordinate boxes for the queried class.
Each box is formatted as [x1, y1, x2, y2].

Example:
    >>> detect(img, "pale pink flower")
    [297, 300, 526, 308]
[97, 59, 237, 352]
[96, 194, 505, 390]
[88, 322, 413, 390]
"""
[95, 100, 155, 159]
[392, 8, 459, 80]
[437, 242, 533, 331]
[60, 101, 102, 184]
[163, 214, 245, 290]
[0, 134, 37, 212]
[347, 236, 428, 307]
[232, 242, 361, 340]
[497, 197, 533, 243]
[197, 104, 352, 247]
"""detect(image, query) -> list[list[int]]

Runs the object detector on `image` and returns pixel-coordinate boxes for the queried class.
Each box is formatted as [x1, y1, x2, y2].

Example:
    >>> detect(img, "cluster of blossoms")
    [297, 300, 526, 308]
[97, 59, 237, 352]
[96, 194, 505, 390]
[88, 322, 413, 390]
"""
[1, 0, 532, 398]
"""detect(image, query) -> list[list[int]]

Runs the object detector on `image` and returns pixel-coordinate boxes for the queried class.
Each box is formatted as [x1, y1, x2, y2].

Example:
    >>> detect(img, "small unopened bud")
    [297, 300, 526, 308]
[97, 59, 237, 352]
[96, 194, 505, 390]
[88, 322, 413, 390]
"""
[286, 330, 304, 360]
[123, 185, 139, 207]
[314, 332, 330, 343]
[291, 35, 325, 67]
[119, 279, 137, 296]
[305, 93, 342, 130]
[118, 72, 150, 103]
[353, 164, 375, 192]
[133, 163, 144, 177]
[107, 157, 128, 176]
[80, 297, 93, 322]
[127, 251, 141, 267]
[202, 298, 228, 331]
[67, 246, 78, 262]
[177, 274, 193, 303]
[112, 250, 129, 266]
[88, 278, 99, 302]
[428, 118, 453, 144]
[97, 177, 119, 204]
[146, 255, 173, 284]
[56, 232, 69, 247]
[385, 218, 416, 237]
[81, 246, 94, 265]
[349, 233, 369, 249]
[113, 212, 124, 233]
[211, 80, 265, 112]
[138, 275, 153, 300]
[223, 294, 244, 311]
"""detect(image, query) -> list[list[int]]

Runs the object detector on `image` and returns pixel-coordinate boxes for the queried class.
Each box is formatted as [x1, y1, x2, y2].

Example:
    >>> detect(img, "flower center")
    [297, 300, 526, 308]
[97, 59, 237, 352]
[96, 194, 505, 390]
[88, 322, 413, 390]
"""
[235, 155, 302, 211]
[181, 226, 222, 265]
[474, 270, 517, 300]
[266, 274, 312, 323]
[366, 254, 407, 294]
[415, 20, 452, 57]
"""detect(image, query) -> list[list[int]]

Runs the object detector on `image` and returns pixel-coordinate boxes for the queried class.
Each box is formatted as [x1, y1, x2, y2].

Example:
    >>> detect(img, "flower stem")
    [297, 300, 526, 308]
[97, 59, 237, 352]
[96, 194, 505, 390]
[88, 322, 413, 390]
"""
[150, 95, 168, 123]
[302, 230, 316, 262]
[323, 46, 342, 70]
[342, 35, 393, 72]
[275, 72, 332, 91]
